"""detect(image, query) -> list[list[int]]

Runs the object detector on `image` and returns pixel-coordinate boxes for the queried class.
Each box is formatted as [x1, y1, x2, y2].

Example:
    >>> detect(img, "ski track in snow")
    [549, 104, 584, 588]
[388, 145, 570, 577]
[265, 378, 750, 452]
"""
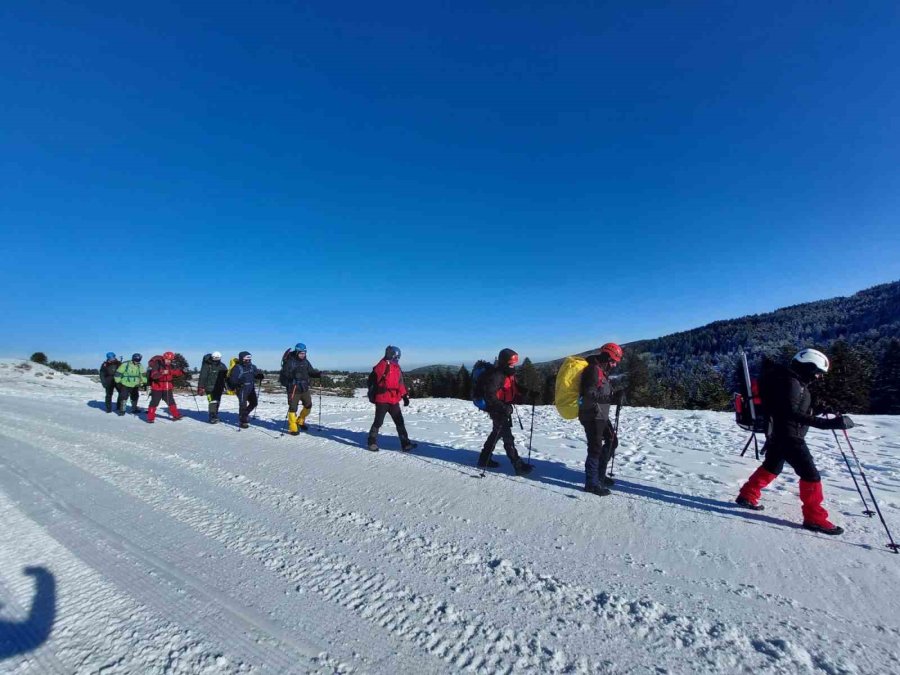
[1, 360, 899, 674]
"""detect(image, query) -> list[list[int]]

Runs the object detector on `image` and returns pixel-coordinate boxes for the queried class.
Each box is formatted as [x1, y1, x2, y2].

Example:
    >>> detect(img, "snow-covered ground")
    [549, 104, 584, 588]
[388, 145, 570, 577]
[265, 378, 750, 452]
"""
[1, 358, 898, 674]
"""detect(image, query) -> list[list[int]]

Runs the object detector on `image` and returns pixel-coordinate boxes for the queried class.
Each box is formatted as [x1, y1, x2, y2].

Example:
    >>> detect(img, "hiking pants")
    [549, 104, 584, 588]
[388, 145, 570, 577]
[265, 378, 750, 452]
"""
[103, 382, 118, 411]
[287, 386, 313, 413]
[116, 386, 140, 411]
[479, 412, 521, 466]
[149, 390, 176, 409]
[368, 403, 409, 445]
[580, 415, 614, 489]
[238, 388, 258, 423]
[761, 437, 821, 482]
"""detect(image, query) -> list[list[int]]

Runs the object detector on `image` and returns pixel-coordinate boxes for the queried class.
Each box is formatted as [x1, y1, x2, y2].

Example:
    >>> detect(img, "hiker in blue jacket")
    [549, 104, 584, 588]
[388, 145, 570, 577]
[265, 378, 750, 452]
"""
[227, 351, 265, 428]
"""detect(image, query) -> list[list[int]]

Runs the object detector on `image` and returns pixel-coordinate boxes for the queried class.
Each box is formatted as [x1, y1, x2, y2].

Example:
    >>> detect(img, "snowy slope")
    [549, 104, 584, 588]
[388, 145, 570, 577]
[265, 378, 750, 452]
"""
[1, 358, 899, 674]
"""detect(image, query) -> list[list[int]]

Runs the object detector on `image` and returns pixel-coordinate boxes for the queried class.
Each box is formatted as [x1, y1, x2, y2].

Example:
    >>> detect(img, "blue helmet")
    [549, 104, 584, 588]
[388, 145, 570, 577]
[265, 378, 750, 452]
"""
[106, 352, 116, 360]
[385, 345, 401, 360]
[295, 343, 307, 352]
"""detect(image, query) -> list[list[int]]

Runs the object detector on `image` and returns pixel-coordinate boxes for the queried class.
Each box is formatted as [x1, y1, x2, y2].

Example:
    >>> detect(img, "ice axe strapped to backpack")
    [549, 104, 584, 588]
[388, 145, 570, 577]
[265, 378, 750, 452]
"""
[734, 350, 768, 460]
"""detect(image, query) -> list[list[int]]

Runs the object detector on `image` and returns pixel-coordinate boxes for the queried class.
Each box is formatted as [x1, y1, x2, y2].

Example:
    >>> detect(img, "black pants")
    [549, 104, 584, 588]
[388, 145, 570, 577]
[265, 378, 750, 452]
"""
[102, 382, 118, 410]
[237, 388, 258, 423]
[368, 403, 409, 445]
[580, 415, 614, 489]
[287, 386, 313, 412]
[479, 412, 521, 466]
[762, 437, 821, 482]
[149, 390, 176, 409]
[116, 386, 140, 411]
[206, 385, 224, 419]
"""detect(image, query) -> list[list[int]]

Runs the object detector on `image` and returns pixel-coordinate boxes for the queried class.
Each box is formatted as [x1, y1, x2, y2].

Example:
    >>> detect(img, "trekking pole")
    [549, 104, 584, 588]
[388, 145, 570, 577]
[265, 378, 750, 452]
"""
[318, 387, 322, 430]
[527, 399, 536, 465]
[830, 424, 874, 517]
[513, 405, 524, 431]
[609, 395, 624, 477]
[186, 382, 202, 413]
[842, 428, 899, 554]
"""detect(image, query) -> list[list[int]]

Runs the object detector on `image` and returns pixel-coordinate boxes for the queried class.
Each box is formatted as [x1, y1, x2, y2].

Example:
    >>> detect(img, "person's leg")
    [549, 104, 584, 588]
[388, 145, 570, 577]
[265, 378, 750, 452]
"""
[478, 413, 505, 466]
[737, 441, 784, 506]
[298, 390, 313, 428]
[367, 403, 390, 449]
[387, 404, 412, 448]
[581, 417, 604, 490]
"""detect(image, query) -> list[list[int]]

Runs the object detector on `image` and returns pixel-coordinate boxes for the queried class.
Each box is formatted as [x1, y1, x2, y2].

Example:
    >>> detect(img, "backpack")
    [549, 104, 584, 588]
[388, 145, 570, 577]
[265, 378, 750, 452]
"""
[278, 348, 293, 387]
[225, 357, 240, 395]
[470, 360, 494, 410]
[733, 353, 768, 433]
[366, 364, 389, 403]
[554, 356, 589, 420]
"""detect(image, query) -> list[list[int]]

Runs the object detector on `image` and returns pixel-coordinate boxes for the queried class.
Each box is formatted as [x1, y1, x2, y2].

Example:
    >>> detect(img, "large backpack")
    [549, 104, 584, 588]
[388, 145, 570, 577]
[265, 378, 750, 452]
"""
[554, 356, 589, 420]
[470, 360, 494, 410]
[225, 357, 240, 395]
[278, 348, 293, 387]
[733, 352, 769, 433]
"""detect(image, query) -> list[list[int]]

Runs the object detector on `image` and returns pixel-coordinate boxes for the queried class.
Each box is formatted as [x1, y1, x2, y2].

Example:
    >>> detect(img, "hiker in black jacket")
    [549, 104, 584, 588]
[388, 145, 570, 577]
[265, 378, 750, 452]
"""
[579, 343, 625, 496]
[477, 348, 533, 476]
[99, 352, 121, 413]
[282, 343, 322, 434]
[227, 351, 265, 429]
[197, 351, 228, 424]
[736, 348, 854, 535]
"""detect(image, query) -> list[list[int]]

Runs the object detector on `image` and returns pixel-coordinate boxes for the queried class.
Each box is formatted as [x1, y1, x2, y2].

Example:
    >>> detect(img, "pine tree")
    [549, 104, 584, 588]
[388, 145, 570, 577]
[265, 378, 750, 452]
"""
[30, 352, 48, 365]
[517, 357, 541, 401]
[172, 353, 192, 388]
[455, 364, 472, 400]
[871, 339, 900, 414]
[621, 350, 651, 406]
[815, 341, 875, 413]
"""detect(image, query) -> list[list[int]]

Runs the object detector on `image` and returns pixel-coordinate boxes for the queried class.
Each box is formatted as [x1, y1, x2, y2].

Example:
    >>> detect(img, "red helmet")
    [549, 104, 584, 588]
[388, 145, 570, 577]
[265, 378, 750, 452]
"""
[163, 351, 175, 360]
[599, 343, 623, 363]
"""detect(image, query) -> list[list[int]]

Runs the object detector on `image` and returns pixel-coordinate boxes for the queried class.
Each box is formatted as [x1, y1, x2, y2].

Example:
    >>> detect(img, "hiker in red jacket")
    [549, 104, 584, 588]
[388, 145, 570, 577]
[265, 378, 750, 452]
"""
[146, 351, 183, 423]
[477, 348, 534, 476]
[367, 346, 416, 452]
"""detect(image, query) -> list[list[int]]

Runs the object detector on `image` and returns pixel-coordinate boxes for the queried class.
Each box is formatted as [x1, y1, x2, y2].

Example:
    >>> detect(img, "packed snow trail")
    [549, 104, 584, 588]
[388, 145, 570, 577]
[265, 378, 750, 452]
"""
[1, 360, 899, 673]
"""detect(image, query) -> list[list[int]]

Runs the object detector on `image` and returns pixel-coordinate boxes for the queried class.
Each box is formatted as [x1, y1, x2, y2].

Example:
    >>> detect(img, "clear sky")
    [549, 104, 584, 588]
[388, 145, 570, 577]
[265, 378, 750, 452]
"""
[2, 1, 899, 370]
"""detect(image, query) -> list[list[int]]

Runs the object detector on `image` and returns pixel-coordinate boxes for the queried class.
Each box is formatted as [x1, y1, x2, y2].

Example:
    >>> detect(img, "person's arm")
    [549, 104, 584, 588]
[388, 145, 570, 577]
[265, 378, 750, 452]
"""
[483, 369, 510, 416]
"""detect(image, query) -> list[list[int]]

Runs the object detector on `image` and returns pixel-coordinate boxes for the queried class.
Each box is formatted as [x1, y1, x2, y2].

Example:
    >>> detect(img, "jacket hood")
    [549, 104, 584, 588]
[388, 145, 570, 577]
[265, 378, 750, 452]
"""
[238, 351, 251, 361]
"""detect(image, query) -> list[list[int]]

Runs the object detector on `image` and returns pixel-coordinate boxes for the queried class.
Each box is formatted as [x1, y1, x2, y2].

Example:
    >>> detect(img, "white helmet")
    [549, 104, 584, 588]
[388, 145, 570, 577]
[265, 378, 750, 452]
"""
[793, 348, 829, 374]
[211, 351, 222, 360]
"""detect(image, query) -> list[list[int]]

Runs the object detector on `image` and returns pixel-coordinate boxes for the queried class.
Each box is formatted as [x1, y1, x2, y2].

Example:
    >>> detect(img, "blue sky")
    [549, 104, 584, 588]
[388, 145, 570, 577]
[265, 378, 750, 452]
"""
[2, 1, 899, 370]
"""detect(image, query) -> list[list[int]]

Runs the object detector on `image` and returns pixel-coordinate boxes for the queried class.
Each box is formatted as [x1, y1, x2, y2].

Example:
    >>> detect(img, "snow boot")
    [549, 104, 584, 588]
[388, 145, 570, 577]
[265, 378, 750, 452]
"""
[209, 401, 220, 424]
[477, 458, 500, 468]
[735, 496, 765, 511]
[401, 441, 417, 452]
[585, 484, 611, 497]
[116, 409, 126, 417]
[288, 412, 299, 435]
[105, 403, 112, 413]
[602, 476, 616, 487]
[803, 522, 844, 536]
[146, 407, 157, 423]
[367, 443, 379, 452]
[737, 466, 778, 509]
[514, 461, 534, 476]
[799, 479, 841, 534]
[298, 407, 311, 431]
[240, 421, 249, 429]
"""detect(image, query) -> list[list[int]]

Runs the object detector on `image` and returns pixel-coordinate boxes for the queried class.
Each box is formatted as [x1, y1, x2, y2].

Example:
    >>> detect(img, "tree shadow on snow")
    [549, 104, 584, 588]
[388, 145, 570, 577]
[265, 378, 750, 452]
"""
[0, 566, 56, 659]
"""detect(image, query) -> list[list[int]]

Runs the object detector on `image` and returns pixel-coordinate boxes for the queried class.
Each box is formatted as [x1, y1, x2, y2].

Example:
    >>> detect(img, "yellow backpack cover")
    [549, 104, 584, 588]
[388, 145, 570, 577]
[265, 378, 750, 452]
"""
[225, 357, 239, 395]
[555, 356, 589, 419]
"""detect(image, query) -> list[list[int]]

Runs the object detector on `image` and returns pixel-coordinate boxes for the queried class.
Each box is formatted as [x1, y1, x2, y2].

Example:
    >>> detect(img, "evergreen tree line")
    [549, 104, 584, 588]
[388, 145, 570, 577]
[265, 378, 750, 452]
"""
[411, 339, 900, 415]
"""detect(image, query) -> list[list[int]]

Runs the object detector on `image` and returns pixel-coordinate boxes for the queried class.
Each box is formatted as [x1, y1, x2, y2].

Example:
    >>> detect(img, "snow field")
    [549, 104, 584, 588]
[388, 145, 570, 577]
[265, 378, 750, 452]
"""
[1, 359, 899, 673]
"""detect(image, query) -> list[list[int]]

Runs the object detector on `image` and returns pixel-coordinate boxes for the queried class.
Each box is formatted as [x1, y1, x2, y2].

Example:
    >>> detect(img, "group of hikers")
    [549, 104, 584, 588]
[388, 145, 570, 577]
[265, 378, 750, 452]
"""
[98, 342, 856, 537]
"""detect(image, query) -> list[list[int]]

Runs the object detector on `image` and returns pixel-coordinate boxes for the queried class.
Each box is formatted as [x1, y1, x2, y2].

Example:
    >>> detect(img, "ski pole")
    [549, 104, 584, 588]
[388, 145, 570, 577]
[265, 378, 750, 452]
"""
[513, 405, 524, 431]
[318, 387, 322, 430]
[830, 425, 874, 517]
[527, 400, 535, 465]
[842, 428, 899, 554]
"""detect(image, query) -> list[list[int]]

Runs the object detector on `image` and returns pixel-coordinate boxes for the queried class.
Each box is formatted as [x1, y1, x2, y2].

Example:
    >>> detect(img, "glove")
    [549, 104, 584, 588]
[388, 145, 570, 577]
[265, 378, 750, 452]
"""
[839, 415, 855, 430]
[197, 387, 205, 396]
[610, 431, 619, 451]
[403, 395, 410, 407]
[255, 372, 265, 380]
